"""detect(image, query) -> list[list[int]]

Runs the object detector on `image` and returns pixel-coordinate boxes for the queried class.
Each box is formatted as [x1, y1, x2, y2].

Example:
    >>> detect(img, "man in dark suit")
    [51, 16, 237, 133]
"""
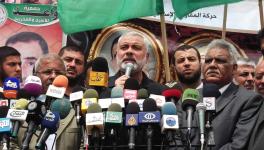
[193, 39, 263, 150]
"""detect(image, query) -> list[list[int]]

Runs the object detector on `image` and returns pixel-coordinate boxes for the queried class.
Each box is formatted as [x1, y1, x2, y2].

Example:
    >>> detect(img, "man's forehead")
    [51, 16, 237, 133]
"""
[175, 48, 198, 57]
[119, 35, 144, 44]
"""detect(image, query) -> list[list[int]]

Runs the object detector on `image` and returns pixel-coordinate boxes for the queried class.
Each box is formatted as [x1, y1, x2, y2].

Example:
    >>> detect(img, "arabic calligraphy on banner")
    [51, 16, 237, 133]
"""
[3, 3, 58, 26]
[147, 0, 262, 33]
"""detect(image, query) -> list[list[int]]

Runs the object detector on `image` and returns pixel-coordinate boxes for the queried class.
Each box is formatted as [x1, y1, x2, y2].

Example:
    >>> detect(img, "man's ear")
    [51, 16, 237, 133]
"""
[233, 64, 238, 72]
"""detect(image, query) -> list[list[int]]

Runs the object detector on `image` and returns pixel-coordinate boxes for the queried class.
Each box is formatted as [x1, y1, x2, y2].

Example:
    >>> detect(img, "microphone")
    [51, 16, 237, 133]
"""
[124, 63, 134, 77]
[70, 86, 84, 124]
[89, 57, 109, 88]
[85, 103, 104, 148]
[22, 100, 46, 150]
[46, 75, 68, 108]
[105, 103, 123, 147]
[23, 76, 43, 98]
[81, 89, 99, 114]
[137, 88, 149, 99]
[202, 83, 221, 147]
[139, 98, 161, 150]
[126, 102, 140, 149]
[123, 78, 140, 101]
[110, 86, 124, 108]
[162, 88, 182, 104]
[196, 102, 206, 148]
[35, 111, 60, 149]
[0, 106, 11, 150]
[50, 98, 72, 119]
[3, 77, 20, 99]
[6, 98, 29, 137]
[161, 102, 179, 146]
[181, 88, 199, 149]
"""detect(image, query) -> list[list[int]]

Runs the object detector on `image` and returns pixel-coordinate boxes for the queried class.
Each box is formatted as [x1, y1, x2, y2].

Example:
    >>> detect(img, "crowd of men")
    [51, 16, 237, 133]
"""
[0, 29, 264, 150]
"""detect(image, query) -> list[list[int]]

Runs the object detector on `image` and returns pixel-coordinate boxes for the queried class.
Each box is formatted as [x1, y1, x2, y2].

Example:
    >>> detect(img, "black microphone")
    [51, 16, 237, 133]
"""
[88, 57, 109, 95]
[0, 106, 11, 150]
[126, 102, 140, 149]
[123, 78, 140, 102]
[202, 83, 221, 147]
[139, 98, 161, 150]
[21, 100, 46, 150]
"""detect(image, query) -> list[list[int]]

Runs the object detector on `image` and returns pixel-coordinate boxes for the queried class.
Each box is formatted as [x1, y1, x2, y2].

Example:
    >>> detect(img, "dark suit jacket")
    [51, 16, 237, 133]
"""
[189, 83, 263, 150]
[248, 99, 264, 150]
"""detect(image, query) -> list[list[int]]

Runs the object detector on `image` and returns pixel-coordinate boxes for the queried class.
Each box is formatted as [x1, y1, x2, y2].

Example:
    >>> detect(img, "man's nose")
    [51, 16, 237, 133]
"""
[69, 60, 76, 66]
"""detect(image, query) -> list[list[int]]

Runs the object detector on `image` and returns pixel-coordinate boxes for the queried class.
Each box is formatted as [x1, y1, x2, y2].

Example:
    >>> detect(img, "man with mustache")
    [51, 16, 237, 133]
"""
[58, 46, 85, 96]
[190, 39, 263, 150]
[0, 46, 22, 92]
[167, 44, 202, 90]
[233, 57, 255, 90]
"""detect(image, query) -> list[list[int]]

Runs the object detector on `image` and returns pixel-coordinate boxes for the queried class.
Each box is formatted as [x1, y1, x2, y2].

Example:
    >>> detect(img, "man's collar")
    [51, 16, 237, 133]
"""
[219, 83, 232, 94]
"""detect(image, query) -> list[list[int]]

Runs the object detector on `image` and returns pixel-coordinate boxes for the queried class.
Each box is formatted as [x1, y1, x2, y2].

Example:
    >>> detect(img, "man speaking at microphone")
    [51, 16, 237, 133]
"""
[108, 31, 165, 93]
[191, 39, 263, 150]
[12, 54, 82, 150]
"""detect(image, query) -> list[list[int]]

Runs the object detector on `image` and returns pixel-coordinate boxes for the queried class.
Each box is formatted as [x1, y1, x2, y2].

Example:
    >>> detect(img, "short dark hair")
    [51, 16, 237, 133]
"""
[111, 36, 120, 60]
[58, 45, 84, 56]
[171, 44, 201, 65]
[5, 32, 49, 54]
[0, 46, 20, 65]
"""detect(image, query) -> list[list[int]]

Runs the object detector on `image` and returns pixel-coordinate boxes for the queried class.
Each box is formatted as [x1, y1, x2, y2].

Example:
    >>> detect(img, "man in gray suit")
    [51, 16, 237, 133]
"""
[196, 39, 263, 149]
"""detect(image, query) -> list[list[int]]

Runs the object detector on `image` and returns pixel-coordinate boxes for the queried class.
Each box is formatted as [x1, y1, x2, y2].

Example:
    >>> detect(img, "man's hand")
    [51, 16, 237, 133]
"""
[115, 75, 129, 88]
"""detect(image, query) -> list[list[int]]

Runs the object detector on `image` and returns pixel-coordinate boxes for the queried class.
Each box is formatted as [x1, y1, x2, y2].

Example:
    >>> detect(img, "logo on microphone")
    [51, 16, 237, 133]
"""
[127, 115, 138, 126]
[0, 119, 10, 128]
[5, 80, 18, 89]
[44, 112, 56, 121]
[10, 110, 26, 117]
[166, 117, 176, 126]
[144, 113, 156, 120]
[0, 100, 8, 106]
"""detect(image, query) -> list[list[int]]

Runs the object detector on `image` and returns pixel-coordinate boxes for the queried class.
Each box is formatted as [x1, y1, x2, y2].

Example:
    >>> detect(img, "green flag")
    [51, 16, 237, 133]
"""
[172, 0, 242, 19]
[58, 0, 163, 34]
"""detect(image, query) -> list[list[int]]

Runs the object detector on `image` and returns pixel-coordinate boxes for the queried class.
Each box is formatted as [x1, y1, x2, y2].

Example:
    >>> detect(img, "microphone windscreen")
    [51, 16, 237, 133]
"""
[162, 89, 182, 100]
[17, 89, 31, 99]
[203, 83, 221, 98]
[72, 85, 85, 93]
[87, 103, 102, 113]
[143, 98, 157, 112]
[27, 100, 46, 122]
[41, 111, 60, 132]
[124, 78, 140, 90]
[92, 57, 109, 72]
[137, 88, 149, 99]
[126, 102, 140, 114]
[23, 76, 42, 97]
[3, 77, 20, 90]
[196, 102, 206, 111]
[108, 103, 122, 112]
[161, 102, 177, 115]
[182, 88, 200, 110]
[111, 86, 123, 98]
[15, 98, 29, 109]
[52, 75, 68, 88]
[0, 106, 9, 117]
[83, 89, 99, 98]
[50, 98, 72, 119]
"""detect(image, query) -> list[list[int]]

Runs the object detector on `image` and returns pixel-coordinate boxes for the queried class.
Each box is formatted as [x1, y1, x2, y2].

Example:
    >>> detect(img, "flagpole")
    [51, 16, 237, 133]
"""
[222, 4, 228, 39]
[160, 14, 171, 82]
[259, 0, 264, 29]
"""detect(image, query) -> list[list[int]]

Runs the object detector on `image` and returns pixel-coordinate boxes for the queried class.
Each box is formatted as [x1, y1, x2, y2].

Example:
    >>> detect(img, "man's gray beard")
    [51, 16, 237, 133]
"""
[120, 62, 138, 72]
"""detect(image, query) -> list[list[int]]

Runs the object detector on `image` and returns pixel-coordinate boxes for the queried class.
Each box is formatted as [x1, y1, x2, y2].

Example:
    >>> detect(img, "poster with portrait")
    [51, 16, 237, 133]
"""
[0, 3, 63, 83]
[89, 23, 164, 82]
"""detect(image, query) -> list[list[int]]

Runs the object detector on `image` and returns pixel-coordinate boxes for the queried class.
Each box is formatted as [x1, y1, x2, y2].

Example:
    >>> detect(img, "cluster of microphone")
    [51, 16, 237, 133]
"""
[0, 75, 72, 150]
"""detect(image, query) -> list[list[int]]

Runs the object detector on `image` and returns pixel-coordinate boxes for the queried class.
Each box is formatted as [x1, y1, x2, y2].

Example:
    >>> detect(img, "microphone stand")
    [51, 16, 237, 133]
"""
[91, 127, 100, 150]
[146, 125, 153, 150]
[205, 113, 215, 150]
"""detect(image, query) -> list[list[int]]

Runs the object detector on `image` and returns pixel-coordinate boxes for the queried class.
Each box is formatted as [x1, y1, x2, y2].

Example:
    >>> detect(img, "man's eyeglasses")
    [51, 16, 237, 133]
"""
[36, 69, 65, 76]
